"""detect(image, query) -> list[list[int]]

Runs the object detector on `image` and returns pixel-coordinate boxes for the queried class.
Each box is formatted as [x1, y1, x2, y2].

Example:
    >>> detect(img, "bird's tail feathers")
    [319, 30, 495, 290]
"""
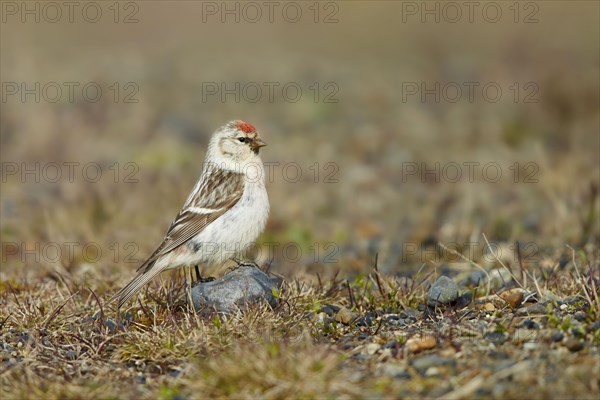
[111, 260, 163, 308]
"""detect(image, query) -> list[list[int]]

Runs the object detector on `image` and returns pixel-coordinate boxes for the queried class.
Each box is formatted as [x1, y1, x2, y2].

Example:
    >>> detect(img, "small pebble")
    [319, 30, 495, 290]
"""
[5, 358, 17, 367]
[513, 328, 538, 343]
[319, 306, 336, 317]
[499, 289, 524, 309]
[551, 331, 565, 342]
[428, 276, 460, 306]
[406, 335, 437, 353]
[351, 353, 369, 361]
[484, 331, 507, 344]
[1, 343, 16, 353]
[523, 342, 538, 350]
[385, 315, 407, 326]
[315, 313, 326, 324]
[522, 319, 540, 330]
[564, 338, 584, 352]
[455, 292, 473, 308]
[571, 327, 586, 338]
[573, 311, 586, 321]
[104, 320, 117, 333]
[488, 351, 510, 359]
[564, 296, 582, 305]
[327, 304, 341, 313]
[356, 314, 376, 327]
[462, 271, 487, 286]
[412, 355, 455, 374]
[383, 341, 399, 350]
[405, 309, 421, 318]
[365, 343, 380, 355]
[492, 360, 516, 372]
[516, 303, 547, 316]
[380, 364, 411, 379]
[334, 307, 358, 325]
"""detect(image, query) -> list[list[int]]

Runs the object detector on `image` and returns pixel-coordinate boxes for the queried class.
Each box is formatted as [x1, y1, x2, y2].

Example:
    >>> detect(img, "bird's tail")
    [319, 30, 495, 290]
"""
[111, 260, 163, 308]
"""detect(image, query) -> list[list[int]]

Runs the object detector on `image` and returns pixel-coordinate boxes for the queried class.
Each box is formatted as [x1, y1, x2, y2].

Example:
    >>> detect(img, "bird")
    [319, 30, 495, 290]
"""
[113, 120, 269, 308]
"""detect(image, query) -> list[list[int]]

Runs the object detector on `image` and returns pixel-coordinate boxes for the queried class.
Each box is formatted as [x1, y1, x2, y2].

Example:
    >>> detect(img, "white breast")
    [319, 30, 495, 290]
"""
[187, 161, 269, 265]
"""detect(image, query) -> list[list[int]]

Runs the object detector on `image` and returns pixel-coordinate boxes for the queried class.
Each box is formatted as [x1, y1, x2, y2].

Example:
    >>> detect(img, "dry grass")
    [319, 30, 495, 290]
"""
[1, 244, 599, 399]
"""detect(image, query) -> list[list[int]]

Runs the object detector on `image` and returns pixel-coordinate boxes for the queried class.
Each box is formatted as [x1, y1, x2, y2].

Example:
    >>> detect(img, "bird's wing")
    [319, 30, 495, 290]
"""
[136, 169, 245, 273]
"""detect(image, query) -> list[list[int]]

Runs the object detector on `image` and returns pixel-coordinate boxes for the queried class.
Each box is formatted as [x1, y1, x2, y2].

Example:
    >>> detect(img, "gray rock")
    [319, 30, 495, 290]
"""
[551, 331, 564, 342]
[564, 338, 584, 352]
[334, 307, 358, 325]
[521, 318, 540, 330]
[191, 264, 282, 313]
[573, 310, 586, 321]
[412, 355, 455, 374]
[461, 270, 487, 286]
[428, 276, 460, 306]
[489, 268, 513, 289]
[515, 303, 547, 316]
[104, 319, 117, 333]
[484, 331, 508, 344]
[0, 342, 16, 353]
[380, 364, 411, 379]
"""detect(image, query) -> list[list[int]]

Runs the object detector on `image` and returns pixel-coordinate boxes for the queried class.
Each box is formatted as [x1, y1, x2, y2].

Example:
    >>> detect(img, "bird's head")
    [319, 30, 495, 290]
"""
[208, 120, 267, 167]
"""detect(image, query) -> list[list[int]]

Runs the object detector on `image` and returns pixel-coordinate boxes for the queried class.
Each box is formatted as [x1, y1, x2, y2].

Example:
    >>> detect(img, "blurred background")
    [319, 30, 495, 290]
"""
[1, 1, 598, 286]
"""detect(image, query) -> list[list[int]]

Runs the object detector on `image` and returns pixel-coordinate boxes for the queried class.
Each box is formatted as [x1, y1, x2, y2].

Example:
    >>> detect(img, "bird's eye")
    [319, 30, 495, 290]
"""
[238, 137, 246, 143]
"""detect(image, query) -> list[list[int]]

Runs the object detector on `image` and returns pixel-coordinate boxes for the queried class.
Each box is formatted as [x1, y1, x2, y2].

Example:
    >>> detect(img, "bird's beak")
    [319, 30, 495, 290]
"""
[251, 138, 267, 150]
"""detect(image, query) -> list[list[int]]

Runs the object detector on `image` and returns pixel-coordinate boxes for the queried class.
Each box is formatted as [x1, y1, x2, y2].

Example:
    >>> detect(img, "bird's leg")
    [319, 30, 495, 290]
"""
[191, 265, 215, 285]
[186, 266, 194, 311]
[192, 276, 216, 285]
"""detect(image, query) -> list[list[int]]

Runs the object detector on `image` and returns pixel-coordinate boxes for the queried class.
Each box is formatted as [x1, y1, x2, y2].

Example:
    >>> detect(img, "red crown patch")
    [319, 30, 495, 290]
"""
[236, 121, 256, 133]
